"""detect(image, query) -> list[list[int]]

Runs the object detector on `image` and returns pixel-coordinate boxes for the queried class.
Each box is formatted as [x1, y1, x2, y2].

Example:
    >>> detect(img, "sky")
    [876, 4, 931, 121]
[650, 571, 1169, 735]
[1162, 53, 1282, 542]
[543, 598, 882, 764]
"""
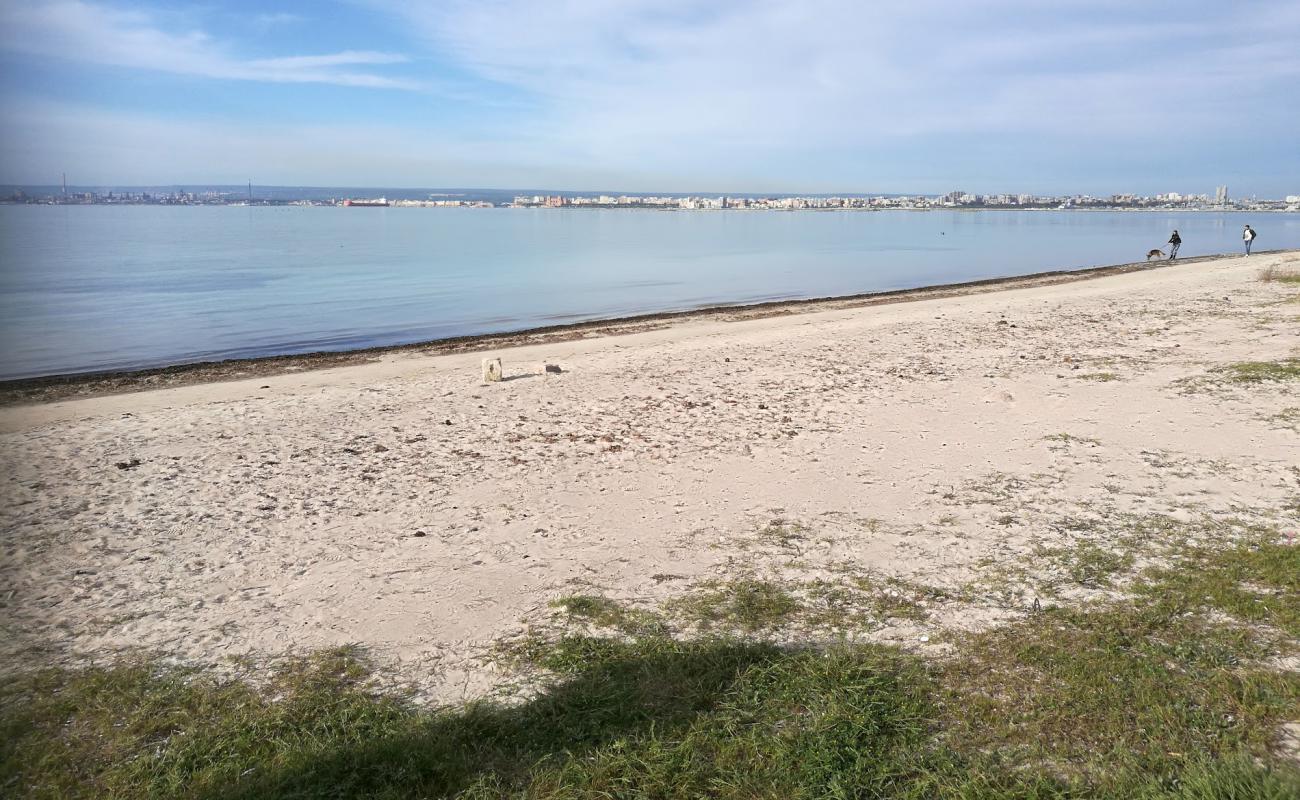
[0, 0, 1297, 196]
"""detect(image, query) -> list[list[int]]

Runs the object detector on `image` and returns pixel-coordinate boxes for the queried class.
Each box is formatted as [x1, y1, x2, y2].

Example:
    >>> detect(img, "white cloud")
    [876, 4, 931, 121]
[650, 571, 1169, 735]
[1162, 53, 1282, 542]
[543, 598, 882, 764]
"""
[377, 0, 1300, 154]
[0, 1, 419, 89]
[3, 1, 1297, 191]
[250, 51, 410, 70]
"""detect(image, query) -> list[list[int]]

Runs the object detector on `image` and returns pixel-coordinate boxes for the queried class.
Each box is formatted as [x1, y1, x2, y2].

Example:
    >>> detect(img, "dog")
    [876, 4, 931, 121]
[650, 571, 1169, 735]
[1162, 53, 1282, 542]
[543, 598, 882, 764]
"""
[1146, 249, 1166, 261]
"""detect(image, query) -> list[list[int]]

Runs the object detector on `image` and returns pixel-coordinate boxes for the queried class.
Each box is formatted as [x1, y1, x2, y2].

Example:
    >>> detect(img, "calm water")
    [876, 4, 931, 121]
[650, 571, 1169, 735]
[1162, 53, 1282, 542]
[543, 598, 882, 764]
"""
[1, 206, 1297, 379]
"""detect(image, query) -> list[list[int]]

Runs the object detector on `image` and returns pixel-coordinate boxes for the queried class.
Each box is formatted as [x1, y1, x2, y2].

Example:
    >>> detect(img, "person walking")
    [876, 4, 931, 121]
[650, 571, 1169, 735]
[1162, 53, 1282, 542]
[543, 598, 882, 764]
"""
[1243, 224, 1256, 255]
[1167, 230, 1181, 259]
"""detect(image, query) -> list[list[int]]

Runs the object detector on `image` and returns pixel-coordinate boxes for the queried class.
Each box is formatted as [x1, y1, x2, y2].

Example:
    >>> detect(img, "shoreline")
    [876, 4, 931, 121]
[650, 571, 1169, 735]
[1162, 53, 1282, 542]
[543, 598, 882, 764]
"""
[7, 200, 1299, 214]
[2, 249, 1286, 406]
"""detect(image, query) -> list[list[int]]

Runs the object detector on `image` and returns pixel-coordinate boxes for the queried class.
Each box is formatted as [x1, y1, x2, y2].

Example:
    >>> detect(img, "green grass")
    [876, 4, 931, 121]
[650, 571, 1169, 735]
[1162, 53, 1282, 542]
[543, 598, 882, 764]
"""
[1212, 358, 1300, 385]
[549, 595, 667, 637]
[946, 540, 1300, 778]
[1076, 372, 1120, 382]
[664, 578, 801, 632]
[550, 574, 931, 641]
[953, 510, 1278, 608]
[1176, 358, 1300, 394]
[660, 574, 930, 634]
[756, 516, 810, 549]
[1034, 540, 1135, 588]
[805, 574, 931, 625]
[944, 601, 1298, 783]
[4, 542, 1300, 799]
[1136, 538, 1300, 637]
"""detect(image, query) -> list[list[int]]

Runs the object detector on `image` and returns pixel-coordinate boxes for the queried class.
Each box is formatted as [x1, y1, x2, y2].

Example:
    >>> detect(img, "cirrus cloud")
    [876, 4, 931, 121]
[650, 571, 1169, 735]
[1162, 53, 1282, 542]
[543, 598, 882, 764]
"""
[0, 1, 419, 89]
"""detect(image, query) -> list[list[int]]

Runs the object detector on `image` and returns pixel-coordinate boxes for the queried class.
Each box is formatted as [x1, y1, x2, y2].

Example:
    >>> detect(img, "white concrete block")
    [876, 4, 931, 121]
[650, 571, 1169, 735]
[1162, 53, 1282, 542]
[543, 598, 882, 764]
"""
[482, 357, 503, 382]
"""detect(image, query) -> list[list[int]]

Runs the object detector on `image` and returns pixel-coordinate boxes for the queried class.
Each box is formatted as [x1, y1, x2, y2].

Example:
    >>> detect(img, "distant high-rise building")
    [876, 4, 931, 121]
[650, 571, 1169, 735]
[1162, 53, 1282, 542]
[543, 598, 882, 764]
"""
[1214, 185, 1228, 204]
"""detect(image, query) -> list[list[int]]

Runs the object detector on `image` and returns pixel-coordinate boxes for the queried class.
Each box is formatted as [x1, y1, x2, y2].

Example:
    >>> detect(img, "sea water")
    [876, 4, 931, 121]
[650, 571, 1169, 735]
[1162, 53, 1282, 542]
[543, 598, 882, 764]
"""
[1, 205, 1296, 379]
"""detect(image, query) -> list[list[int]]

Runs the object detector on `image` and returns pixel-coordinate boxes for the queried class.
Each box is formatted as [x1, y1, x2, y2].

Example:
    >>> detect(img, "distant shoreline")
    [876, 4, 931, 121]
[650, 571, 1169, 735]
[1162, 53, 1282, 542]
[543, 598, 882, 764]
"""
[3, 249, 1291, 406]
[5, 201, 1298, 213]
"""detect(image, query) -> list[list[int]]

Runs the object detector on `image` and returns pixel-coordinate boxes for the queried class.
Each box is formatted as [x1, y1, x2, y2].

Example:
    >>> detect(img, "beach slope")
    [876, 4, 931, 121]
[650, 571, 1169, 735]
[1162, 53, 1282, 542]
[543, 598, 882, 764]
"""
[1, 251, 1297, 702]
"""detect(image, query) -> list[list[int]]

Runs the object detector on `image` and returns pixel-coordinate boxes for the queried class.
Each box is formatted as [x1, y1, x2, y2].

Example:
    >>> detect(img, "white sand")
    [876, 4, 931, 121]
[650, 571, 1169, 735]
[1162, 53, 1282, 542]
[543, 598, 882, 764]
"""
[2, 252, 1297, 700]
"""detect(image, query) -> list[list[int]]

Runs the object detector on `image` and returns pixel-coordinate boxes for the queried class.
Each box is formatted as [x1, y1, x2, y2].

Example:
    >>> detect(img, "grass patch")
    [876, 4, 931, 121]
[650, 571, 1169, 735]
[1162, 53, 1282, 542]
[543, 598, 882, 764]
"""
[1137, 538, 1300, 637]
[549, 576, 931, 642]
[1263, 407, 1300, 431]
[937, 510, 1277, 610]
[1034, 540, 1135, 588]
[944, 602, 1298, 784]
[664, 578, 800, 632]
[1258, 266, 1300, 284]
[955, 470, 1058, 508]
[1076, 371, 1120, 382]
[662, 574, 930, 634]
[5, 542, 1300, 798]
[1042, 432, 1102, 447]
[806, 574, 932, 625]
[756, 516, 809, 549]
[549, 595, 667, 637]
[550, 594, 624, 623]
[1181, 358, 1300, 392]
[1213, 358, 1300, 385]
[945, 540, 1300, 781]
[1106, 512, 1280, 560]
[956, 556, 1036, 608]
[1, 647, 416, 800]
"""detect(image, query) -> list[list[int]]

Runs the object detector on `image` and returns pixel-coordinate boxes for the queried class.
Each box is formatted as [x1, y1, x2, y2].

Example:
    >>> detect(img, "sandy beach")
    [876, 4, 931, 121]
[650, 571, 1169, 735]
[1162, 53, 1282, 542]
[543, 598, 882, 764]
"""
[2, 251, 1297, 703]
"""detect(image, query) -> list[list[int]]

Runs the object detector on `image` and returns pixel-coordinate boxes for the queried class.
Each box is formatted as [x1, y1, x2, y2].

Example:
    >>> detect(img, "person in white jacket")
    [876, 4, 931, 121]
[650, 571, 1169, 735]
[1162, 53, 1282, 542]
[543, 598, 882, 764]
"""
[1243, 225, 1257, 254]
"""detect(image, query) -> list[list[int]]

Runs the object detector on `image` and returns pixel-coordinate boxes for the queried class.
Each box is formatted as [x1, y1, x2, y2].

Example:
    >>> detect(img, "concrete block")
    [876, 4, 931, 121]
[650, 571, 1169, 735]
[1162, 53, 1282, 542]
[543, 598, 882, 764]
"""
[482, 357, 503, 382]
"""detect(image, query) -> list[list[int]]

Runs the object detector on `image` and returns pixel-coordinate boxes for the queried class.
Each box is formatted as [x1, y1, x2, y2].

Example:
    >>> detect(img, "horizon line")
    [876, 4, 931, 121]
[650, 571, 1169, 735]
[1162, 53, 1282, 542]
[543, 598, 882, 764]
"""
[0, 182, 1272, 199]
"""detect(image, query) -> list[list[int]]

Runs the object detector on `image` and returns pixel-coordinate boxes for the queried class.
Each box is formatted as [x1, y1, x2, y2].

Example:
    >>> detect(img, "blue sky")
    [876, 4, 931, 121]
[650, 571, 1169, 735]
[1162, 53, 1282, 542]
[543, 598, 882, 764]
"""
[1, 0, 1297, 195]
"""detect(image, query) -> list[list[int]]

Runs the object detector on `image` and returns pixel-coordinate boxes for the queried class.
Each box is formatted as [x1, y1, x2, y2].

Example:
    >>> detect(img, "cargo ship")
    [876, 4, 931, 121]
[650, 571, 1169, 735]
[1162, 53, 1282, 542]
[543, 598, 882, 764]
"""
[342, 197, 389, 207]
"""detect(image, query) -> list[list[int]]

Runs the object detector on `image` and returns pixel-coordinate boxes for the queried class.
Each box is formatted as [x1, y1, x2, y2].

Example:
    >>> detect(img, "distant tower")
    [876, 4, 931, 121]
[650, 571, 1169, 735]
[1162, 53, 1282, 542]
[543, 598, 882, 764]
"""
[248, 180, 253, 201]
[62, 172, 67, 196]
[1215, 185, 1228, 204]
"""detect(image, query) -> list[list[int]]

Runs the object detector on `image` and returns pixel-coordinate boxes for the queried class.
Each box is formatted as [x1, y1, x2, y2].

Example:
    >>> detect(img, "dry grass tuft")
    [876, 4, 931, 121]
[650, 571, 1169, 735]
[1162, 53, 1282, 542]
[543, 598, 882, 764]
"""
[1258, 265, 1300, 284]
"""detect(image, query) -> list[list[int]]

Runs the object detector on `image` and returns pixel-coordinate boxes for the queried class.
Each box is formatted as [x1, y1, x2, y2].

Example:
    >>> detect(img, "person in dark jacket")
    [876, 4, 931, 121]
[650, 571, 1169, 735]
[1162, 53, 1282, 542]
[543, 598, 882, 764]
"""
[1243, 225, 1256, 254]
[1167, 230, 1181, 259]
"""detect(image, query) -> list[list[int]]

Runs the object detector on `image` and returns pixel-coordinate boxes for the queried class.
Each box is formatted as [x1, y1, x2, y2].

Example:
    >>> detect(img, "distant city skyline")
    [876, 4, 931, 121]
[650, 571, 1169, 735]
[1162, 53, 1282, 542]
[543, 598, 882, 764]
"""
[11, 183, 1297, 210]
[1, 1, 1298, 196]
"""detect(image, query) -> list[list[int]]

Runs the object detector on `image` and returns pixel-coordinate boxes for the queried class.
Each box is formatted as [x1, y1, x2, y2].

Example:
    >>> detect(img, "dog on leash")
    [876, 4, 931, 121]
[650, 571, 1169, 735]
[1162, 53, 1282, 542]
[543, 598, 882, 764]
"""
[1146, 249, 1166, 261]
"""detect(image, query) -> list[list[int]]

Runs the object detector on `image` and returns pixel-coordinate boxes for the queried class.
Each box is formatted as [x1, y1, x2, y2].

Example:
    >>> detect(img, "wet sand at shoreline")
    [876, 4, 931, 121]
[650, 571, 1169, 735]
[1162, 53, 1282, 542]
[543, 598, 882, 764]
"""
[0, 252, 1248, 407]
